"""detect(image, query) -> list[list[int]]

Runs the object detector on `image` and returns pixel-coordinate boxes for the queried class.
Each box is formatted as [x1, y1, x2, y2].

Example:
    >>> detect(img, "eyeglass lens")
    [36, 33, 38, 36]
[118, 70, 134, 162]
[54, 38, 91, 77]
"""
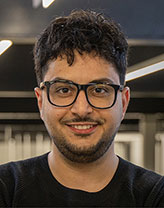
[48, 82, 116, 108]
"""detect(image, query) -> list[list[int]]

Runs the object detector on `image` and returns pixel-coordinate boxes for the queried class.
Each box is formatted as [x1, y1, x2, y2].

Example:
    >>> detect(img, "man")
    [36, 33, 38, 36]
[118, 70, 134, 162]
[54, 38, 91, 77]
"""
[0, 10, 164, 207]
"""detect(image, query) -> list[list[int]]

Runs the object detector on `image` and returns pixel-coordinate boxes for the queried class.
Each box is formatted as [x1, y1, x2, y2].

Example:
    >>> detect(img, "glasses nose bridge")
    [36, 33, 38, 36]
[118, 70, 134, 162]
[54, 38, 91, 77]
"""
[77, 83, 88, 96]
[78, 83, 88, 90]
[75, 83, 89, 102]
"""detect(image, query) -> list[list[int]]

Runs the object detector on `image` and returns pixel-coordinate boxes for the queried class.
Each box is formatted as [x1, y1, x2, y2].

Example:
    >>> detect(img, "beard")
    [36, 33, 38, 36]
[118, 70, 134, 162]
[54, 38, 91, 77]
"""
[51, 131, 117, 163]
[46, 116, 119, 163]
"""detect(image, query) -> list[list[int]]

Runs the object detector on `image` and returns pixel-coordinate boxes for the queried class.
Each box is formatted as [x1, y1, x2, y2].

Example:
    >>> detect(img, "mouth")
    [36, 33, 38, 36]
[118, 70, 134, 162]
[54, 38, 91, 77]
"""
[66, 123, 98, 135]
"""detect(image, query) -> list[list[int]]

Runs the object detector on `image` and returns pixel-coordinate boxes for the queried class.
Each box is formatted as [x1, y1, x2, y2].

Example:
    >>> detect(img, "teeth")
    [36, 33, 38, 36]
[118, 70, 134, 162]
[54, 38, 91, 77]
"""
[71, 125, 94, 130]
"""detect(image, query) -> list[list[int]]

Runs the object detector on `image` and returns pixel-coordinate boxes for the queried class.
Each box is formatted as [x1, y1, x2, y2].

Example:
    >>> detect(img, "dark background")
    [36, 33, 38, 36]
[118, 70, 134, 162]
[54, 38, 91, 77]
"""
[0, 0, 164, 113]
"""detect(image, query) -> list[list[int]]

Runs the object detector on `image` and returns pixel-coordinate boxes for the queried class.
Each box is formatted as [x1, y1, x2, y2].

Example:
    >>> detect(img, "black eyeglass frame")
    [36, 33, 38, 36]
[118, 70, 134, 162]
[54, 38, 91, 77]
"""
[40, 79, 124, 109]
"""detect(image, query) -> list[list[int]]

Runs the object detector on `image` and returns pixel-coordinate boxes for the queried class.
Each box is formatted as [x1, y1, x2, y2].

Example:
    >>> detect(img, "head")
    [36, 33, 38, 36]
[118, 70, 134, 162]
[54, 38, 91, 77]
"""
[34, 10, 128, 86]
[34, 10, 130, 163]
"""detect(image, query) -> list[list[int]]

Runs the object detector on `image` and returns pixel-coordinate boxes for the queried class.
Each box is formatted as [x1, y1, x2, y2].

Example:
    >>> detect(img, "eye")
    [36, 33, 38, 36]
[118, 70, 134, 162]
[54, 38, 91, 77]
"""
[94, 87, 107, 93]
[57, 87, 70, 94]
[93, 85, 110, 94]
[51, 83, 77, 97]
[88, 84, 112, 97]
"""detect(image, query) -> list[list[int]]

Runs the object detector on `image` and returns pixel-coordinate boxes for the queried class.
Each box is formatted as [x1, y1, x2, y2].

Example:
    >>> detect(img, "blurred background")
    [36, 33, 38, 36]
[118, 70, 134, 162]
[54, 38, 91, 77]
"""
[0, 0, 164, 174]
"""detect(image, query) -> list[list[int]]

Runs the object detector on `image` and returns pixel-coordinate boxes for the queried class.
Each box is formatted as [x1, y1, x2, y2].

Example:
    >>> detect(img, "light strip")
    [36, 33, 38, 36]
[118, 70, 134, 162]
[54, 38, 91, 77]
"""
[126, 61, 164, 82]
[0, 40, 13, 56]
[42, 0, 55, 8]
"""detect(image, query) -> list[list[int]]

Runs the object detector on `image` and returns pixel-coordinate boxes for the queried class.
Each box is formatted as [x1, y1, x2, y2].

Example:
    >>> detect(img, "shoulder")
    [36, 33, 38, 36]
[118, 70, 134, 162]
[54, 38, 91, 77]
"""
[118, 157, 164, 206]
[119, 157, 161, 180]
[119, 157, 162, 184]
[0, 153, 48, 178]
[0, 153, 49, 207]
[0, 153, 49, 191]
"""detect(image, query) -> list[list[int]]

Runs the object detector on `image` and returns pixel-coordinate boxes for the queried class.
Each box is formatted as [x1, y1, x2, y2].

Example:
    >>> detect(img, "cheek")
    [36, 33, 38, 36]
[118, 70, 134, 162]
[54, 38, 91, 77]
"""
[42, 104, 68, 126]
[102, 104, 122, 129]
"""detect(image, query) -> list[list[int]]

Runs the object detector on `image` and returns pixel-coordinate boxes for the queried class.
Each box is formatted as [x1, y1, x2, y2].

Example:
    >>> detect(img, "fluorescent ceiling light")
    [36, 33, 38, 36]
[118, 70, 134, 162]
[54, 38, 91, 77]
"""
[42, 0, 55, 8]
[126, 55, 164, 82]
[0, 40, 13, 56]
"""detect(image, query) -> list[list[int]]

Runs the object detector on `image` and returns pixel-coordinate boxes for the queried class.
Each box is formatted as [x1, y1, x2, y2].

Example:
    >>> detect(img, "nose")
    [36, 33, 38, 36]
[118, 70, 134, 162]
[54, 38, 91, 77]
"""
[70, 90, 93, 117]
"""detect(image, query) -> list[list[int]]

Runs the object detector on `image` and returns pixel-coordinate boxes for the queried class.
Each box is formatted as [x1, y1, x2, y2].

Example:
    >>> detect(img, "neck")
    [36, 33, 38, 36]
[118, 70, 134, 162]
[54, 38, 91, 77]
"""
[48, 143, 119, 192]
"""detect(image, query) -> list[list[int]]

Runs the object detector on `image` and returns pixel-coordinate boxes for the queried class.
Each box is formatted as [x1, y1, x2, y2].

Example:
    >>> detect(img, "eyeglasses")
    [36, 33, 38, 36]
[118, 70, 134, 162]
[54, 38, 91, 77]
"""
[40, 79, 124, 109]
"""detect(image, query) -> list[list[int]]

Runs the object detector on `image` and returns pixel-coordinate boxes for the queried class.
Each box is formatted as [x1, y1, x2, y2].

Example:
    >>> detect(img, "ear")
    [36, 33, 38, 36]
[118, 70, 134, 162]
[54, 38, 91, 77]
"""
[34, 87, 43, 120]
[121, 86, 130, 120]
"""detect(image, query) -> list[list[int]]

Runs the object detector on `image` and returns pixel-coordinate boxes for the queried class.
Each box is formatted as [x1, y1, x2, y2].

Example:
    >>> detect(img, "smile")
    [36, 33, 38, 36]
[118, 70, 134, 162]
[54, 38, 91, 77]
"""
[70, 124, 94, 130]
[66, 123, 98, 134]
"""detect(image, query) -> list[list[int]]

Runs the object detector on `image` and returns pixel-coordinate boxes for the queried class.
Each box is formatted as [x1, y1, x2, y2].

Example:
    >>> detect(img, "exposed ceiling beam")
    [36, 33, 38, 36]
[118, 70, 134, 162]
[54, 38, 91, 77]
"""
[127, 53, 164, 73]
[1, 37, 164, 46]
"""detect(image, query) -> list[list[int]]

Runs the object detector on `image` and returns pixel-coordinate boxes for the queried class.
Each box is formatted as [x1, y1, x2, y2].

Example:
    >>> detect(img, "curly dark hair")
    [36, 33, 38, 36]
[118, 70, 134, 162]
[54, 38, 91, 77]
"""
[34, 10, 128, 85]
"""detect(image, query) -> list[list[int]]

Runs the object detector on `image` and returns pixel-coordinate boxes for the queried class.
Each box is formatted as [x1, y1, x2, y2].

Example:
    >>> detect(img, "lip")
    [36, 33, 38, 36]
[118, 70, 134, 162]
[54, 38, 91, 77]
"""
[66, 123, 98, 135]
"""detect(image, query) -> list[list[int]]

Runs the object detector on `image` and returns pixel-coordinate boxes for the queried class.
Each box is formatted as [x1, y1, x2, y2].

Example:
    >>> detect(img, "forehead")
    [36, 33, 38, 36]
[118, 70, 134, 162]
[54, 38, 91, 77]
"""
[44, 53, 120, 84]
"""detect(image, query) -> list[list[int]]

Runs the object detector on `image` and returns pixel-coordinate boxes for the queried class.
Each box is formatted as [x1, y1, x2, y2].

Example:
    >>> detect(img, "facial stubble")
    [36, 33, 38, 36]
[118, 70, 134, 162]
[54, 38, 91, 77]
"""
[47, 124, 119, 164]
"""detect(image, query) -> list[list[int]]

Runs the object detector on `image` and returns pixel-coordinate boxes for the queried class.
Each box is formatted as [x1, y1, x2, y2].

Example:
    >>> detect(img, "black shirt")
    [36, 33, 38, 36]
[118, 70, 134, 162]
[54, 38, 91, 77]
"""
[0, 153, 164, 207]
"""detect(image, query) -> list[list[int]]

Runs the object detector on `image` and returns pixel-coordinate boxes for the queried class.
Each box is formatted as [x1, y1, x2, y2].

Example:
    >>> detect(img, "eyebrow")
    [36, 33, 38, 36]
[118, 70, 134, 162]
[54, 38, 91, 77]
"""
[89, 78, 114, 84]
[51, 77, 71, 82]
[50, 77, 114, 84]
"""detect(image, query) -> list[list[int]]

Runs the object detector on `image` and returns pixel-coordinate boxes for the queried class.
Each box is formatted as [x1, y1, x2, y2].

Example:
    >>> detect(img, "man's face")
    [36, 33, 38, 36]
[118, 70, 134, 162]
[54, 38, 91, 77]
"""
[35, 52, 130, 163]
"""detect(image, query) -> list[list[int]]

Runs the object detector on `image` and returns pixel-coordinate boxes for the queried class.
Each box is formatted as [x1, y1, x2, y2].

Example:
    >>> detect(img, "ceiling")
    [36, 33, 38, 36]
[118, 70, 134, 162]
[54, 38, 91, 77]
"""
[0, 0, 164, 113]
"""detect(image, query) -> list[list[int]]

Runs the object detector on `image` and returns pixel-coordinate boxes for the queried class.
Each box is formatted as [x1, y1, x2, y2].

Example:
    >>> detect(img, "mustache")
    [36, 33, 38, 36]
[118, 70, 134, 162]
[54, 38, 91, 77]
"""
[60, 117, 105, 125]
